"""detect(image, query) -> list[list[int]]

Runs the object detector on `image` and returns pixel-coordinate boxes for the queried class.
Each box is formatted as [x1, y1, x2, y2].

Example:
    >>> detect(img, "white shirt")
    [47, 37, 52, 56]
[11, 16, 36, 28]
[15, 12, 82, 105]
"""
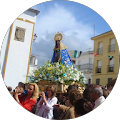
[94, 96, 105, 109]
[35, 97, 58, 119]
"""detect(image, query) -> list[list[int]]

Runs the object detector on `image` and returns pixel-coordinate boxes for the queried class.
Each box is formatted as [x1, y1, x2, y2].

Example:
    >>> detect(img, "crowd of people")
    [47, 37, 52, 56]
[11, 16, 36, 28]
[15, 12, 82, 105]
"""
[6, 78, 116, 119]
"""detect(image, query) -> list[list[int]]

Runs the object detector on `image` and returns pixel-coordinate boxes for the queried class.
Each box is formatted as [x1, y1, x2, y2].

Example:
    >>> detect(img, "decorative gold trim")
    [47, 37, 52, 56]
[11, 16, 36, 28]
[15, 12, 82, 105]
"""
[25, 23, 35, 82]
[3, 17, 35, 82]
[37, 80, 57, 85]
[25, 19, 35, 25]
[54, 32, 63, 41]
[16, 18, 35, 25]
[17, 18, 24, 21]
[60, 42, 67, 50]
[3, 24, 13, 80]
[16, 17, 35, 82]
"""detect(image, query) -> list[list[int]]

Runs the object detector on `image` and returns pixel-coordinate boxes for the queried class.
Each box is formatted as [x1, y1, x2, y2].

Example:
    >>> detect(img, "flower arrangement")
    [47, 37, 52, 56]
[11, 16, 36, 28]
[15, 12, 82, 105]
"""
[27, 60, 87, 86]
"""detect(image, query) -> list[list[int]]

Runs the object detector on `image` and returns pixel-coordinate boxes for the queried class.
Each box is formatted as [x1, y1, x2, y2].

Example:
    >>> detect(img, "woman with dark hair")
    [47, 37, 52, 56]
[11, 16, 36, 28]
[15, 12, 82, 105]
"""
[35, 85, 57, 119]
[53, 89, 82, 120]
[74, 98, 93, 117]
[83, 84, 95, 107]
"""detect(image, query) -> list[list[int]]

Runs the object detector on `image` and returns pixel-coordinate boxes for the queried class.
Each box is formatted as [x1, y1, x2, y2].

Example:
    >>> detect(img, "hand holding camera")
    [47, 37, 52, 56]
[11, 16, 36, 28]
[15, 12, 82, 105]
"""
[40, 92, 46, 100]
[13, 86, 25, 103]
[13, 86, 24, 98]
[39, 92, 47, 106]
[14, 86, 24, 94]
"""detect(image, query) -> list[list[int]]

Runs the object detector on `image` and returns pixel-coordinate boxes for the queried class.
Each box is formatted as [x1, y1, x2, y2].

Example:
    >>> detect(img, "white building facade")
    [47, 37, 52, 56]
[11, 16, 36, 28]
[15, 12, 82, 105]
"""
[68, 50, 94, 84]
[0, 8, 40, 89]
[29, 55, 38, 75]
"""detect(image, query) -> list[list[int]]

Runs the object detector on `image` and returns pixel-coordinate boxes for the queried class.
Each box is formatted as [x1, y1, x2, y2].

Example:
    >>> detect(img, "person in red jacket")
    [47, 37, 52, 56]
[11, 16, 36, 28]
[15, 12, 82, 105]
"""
[14, 83, 39, 112]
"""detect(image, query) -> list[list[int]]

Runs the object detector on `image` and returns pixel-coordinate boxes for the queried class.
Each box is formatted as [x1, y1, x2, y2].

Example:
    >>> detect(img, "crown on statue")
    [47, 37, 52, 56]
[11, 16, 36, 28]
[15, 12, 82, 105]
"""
[54, 32, 63, 41]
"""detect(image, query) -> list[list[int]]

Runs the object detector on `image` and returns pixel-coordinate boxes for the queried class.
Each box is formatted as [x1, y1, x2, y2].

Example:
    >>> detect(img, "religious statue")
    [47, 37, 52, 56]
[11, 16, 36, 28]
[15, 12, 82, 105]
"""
[54, 40, 60, 62]
[51, 32, 74, 66]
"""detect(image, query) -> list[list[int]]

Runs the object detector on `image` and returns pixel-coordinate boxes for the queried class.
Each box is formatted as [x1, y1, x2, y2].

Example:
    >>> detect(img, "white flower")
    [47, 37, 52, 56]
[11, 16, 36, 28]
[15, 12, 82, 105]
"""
[64, 61, 67, 64]
[75, 68, 77, 71]
[58, 77, 61, 80]
[78, 71, 81, 74]
[76, 77, 79, 81]
[73, 77, 76, 81]
[39, 74, 42, 77]
[71, 65, 73, 69]
[35, 80, 38, 82]
[61, 79, 63, 83]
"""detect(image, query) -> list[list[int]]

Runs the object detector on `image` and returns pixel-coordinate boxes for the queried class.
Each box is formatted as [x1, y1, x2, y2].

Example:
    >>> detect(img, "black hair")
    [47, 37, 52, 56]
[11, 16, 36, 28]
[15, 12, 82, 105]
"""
[74, 98, 93, 116]
[83, 84, 95, 103]
[67, 84, 78, 96]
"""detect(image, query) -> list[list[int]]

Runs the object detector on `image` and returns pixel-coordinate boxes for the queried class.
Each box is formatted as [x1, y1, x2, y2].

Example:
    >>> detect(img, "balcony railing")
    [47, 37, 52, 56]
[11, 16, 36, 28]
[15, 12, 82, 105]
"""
[108, 44, 115, 52]
[76, 63, 93, 71]
[96, 48, 103, 55]
[108, 65, 114, 72]
[95, 66, 101, 73]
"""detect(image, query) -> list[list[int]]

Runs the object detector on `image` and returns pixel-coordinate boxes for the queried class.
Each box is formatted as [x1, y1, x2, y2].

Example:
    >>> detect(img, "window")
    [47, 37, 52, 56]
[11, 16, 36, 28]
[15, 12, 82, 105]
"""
[30, 56, 36, 65]
[108, 78, 112, 83]
[108, 38, 115, 52]
[110, 57, 114, 65]
[97, 42, 103, 55]
[96, 79, 100, 85]
[96, 60, 102, 73]
[108, 57, 114, 72]
[89, 58, 92, 64]
[30, 57, 32, 64]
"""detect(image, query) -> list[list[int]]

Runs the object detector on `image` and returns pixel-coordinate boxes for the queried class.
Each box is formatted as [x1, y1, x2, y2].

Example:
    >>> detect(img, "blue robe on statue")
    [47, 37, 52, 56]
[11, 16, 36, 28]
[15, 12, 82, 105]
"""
[51, 49, 74, 66]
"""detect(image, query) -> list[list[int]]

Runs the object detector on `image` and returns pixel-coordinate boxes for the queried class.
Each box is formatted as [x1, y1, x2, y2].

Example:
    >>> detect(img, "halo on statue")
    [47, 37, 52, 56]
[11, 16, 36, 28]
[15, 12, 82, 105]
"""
[52, 31, 65, 42]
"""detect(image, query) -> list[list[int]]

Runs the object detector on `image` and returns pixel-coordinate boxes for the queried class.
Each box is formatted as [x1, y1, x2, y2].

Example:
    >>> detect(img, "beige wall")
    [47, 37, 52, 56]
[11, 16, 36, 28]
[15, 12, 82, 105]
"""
[92, 31, 119, 85]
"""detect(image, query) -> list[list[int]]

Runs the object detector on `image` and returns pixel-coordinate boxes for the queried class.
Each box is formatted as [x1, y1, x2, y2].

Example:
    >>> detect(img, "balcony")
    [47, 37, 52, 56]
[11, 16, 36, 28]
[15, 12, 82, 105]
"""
[76, 63, 93, 71]
[96, 48, 103, 55]
[95, 66, 101, 73]
[108, 65, 114, 72]
[108, 44, 115, 52]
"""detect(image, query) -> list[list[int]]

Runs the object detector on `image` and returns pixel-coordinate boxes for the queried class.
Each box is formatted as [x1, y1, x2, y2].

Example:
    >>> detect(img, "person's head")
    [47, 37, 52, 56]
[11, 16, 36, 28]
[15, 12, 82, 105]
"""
[59, 94, 63, 100]
[83, 84, 95, 103]
[74, 98, 93, 117]
[46, 85, 56, 99]
[89, 85, 103, 101]
[18, 82, 25, 90]
[63, 96, 67, 101]
[67, 84, 78, 96]
[102, 88, 109, 99]
[7, 86, 12, 92]
[27, 83, 39, 100]
[68, 89, 82, 106]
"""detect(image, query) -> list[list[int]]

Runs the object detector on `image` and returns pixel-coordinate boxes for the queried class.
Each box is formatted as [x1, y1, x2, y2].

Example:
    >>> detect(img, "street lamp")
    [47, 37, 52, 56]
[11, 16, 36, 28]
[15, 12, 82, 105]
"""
[33, 34, 37, 42]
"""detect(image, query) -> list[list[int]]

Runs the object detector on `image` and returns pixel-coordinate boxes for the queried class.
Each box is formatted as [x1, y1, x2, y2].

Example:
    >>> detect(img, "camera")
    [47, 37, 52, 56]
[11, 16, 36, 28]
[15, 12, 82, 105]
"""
[13, 86, 24, 94]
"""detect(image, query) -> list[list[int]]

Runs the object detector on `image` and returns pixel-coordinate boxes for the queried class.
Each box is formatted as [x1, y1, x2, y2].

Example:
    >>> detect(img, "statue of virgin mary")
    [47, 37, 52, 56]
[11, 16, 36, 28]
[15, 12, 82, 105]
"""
[51, 32, 74, 66]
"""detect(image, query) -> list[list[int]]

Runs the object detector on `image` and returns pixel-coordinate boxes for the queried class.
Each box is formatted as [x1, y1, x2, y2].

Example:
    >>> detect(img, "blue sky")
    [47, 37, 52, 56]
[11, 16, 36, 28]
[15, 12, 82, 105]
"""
[31, 1, 111, 66]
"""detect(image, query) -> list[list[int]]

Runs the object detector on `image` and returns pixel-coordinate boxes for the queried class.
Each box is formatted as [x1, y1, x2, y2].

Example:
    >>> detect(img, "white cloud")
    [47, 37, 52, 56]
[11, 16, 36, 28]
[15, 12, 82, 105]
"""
[32, 3, 94, 66]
